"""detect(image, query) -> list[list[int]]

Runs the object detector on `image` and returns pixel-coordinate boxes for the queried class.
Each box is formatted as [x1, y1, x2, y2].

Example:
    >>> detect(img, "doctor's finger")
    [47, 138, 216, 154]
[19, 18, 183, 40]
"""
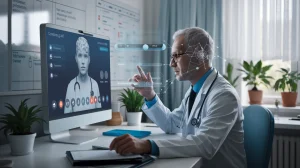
[120, 146, 135, 155]
[133, 75, 142, 82]
[113, 136, 131, 151]
[117, 141, 134, 154]
[109, 138, 118, 150]
[132, 74, 141, 79]
[109, 134, 128, 149]
[147, 72, 153, 82]
[137, 66, 147, 80]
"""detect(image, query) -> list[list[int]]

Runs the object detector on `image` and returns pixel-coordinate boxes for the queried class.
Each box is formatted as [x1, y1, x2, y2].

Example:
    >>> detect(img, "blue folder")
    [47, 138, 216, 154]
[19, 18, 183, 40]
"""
[102, 129, 151, 139]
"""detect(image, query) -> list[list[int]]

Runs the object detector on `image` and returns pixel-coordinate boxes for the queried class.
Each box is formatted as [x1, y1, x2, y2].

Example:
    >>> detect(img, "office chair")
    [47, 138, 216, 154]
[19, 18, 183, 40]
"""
[243, 105, 274, 168]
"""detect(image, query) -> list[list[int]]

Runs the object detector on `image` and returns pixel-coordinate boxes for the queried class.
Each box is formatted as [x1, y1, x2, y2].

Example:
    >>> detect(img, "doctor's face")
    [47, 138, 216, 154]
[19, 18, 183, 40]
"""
[170, 36, 196, 81]
[75, 49, 90, 76]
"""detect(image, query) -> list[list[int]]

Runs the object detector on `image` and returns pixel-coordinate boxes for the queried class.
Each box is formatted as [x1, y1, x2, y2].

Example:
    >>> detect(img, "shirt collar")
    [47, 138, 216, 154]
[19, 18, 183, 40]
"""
[192, 68, 214, 93]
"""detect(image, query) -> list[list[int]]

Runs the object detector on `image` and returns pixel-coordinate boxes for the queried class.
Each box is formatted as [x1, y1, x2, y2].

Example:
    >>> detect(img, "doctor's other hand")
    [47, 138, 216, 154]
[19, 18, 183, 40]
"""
[131, 66, 156, 101]
[109, 134, 151, 155]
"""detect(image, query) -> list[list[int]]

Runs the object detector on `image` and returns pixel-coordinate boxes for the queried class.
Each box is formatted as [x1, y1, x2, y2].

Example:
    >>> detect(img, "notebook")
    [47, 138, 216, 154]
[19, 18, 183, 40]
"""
[66, 150, 155, 167]
[102, 129, 151, 138]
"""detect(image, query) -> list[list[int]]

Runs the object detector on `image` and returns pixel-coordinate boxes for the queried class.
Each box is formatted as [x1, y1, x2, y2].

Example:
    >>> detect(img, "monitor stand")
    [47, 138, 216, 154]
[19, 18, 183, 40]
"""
[50, 130, 98, 144]
[80, 125, 99, 131]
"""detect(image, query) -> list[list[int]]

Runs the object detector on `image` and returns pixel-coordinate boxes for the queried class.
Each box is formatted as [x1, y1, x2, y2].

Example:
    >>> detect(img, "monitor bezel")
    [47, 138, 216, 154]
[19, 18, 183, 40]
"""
[40, 23, 112, 134]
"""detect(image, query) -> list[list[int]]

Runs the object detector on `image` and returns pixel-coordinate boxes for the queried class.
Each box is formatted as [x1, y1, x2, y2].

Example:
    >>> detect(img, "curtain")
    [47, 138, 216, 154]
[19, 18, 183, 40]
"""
[223, 0, 300, 62]
[155, 0, 223, 109]
[222, 0, 300, 105]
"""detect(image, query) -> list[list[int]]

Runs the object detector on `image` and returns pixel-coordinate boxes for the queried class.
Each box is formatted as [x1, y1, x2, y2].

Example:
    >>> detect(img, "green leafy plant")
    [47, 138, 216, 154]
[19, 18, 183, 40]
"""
[238, 60, 273, 90]
[119, 88, 144, 112]
[0, 99, 45, 137]
[273, 68, 300, 92]
[223, 63, 239, 88]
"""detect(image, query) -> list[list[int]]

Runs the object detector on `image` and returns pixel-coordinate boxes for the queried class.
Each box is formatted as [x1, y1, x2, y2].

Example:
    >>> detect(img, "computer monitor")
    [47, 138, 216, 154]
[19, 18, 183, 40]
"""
[40, 24, 112, 144]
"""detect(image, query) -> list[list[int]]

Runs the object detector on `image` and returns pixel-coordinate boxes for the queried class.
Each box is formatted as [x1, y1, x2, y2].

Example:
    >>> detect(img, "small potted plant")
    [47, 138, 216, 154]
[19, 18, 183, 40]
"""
[119, 88, 144, 126]
[238, 60, 273, 104]
[0, 99, 45, 156]
[223, 63, 239, 88]
[273, 68, 300, 107]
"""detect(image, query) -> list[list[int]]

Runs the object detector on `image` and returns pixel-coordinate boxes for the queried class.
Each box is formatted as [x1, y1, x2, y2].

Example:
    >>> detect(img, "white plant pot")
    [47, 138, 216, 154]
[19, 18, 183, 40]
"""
[126, 112, 142, 126]
[8, 133, 36, 156]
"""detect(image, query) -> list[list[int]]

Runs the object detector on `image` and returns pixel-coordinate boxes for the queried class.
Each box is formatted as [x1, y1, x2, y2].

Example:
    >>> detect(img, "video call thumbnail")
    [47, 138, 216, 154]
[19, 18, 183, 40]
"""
[46, 27, 111, 120]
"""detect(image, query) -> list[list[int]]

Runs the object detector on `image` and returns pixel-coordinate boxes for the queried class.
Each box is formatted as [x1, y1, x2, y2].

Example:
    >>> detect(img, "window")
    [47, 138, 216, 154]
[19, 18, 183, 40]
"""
[260, 60, 291, 104]
[223, 0, 300, 105]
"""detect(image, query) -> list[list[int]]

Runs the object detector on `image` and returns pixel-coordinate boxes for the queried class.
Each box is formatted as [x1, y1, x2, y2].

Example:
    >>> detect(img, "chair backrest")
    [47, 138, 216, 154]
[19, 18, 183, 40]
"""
[243, 105, 274, 168]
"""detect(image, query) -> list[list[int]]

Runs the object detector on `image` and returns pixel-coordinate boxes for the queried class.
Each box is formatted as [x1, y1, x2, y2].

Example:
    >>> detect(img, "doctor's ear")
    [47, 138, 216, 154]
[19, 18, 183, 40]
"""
[75, 55, 78, 63]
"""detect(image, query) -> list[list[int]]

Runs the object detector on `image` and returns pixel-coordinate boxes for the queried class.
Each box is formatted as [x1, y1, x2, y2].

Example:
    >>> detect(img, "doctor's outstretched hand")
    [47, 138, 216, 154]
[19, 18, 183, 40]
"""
[109, 134, 151, 155]
[131, 66, 156, 101]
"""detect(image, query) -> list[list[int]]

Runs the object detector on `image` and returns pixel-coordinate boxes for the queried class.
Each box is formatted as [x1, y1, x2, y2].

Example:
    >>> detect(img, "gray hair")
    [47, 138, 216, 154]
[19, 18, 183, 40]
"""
[172, 27, 214, 65]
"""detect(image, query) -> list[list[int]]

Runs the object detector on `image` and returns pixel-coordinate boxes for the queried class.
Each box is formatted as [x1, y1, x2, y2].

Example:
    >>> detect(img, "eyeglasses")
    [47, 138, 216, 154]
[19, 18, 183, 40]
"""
[170, 53, 186, 63]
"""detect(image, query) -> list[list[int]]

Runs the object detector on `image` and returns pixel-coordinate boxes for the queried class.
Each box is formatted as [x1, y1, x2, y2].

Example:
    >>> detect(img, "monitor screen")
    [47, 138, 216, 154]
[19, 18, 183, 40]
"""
[46, 27, 111, 121]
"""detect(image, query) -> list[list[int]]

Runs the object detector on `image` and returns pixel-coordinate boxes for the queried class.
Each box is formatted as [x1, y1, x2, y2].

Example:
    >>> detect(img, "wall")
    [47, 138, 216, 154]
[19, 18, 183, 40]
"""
[0, 0, 8, 92]
[0, 0, 150, 145]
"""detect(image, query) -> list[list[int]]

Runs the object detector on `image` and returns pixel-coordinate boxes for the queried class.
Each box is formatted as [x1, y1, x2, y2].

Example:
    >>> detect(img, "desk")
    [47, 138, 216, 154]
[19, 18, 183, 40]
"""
[0, 123, 202, 168]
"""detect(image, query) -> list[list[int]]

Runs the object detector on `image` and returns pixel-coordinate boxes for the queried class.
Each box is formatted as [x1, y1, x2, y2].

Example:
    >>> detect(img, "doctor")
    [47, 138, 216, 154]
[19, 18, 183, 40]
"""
[110, 27, 247, 168]
[64, 37, 101, 113]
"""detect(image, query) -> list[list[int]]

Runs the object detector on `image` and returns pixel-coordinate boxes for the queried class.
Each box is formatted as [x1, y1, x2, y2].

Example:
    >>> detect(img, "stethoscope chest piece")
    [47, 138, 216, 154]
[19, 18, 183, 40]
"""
[191, 118, 198, 126]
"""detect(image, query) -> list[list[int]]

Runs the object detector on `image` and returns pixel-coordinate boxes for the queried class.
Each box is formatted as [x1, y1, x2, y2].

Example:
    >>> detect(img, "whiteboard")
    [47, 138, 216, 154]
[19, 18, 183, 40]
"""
[8, 0, 142, 92]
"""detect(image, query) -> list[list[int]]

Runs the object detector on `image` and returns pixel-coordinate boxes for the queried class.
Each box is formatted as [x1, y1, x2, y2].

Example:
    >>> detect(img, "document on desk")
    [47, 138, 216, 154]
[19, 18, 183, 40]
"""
[70, 150, 143, 161]
[66, 150, 155, 167]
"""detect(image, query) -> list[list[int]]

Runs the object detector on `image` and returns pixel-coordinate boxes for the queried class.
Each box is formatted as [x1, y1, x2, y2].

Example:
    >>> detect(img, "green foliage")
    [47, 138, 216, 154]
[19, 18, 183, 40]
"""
[223, 63, 239, 88]
[273, 68, 300, 92]
[118, 88, 144, 112]
[237, 60, 273, 90]
[0, 98, 45, 137]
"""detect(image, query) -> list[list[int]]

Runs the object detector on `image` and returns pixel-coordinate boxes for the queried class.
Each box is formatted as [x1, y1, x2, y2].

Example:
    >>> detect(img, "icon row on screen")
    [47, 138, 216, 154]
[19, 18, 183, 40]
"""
[51, 95, 109, 110]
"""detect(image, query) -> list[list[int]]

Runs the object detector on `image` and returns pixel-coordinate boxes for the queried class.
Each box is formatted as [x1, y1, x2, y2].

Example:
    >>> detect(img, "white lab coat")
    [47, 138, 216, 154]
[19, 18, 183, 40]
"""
[142, 69, 247, 168]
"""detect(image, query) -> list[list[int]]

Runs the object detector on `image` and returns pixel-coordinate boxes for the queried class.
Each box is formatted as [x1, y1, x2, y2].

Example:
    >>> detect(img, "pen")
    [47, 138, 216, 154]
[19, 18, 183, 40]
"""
[145, 125, 159, 127]
[92, 145, 110, 150]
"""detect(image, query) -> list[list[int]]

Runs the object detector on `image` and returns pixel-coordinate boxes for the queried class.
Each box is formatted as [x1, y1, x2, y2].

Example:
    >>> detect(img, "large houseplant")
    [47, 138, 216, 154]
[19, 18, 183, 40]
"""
[238, 60, 273, 104]
[223, 63, 239, 88]
[273, 68, 300, 107]
[0, 99, 45, 155]
[119, 88, 144, 126]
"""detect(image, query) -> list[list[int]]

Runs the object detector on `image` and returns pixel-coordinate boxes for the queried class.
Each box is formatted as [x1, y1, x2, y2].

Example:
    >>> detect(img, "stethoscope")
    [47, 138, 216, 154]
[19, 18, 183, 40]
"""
[177, 71, 219, 128]
[74, 76, 94, 97]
